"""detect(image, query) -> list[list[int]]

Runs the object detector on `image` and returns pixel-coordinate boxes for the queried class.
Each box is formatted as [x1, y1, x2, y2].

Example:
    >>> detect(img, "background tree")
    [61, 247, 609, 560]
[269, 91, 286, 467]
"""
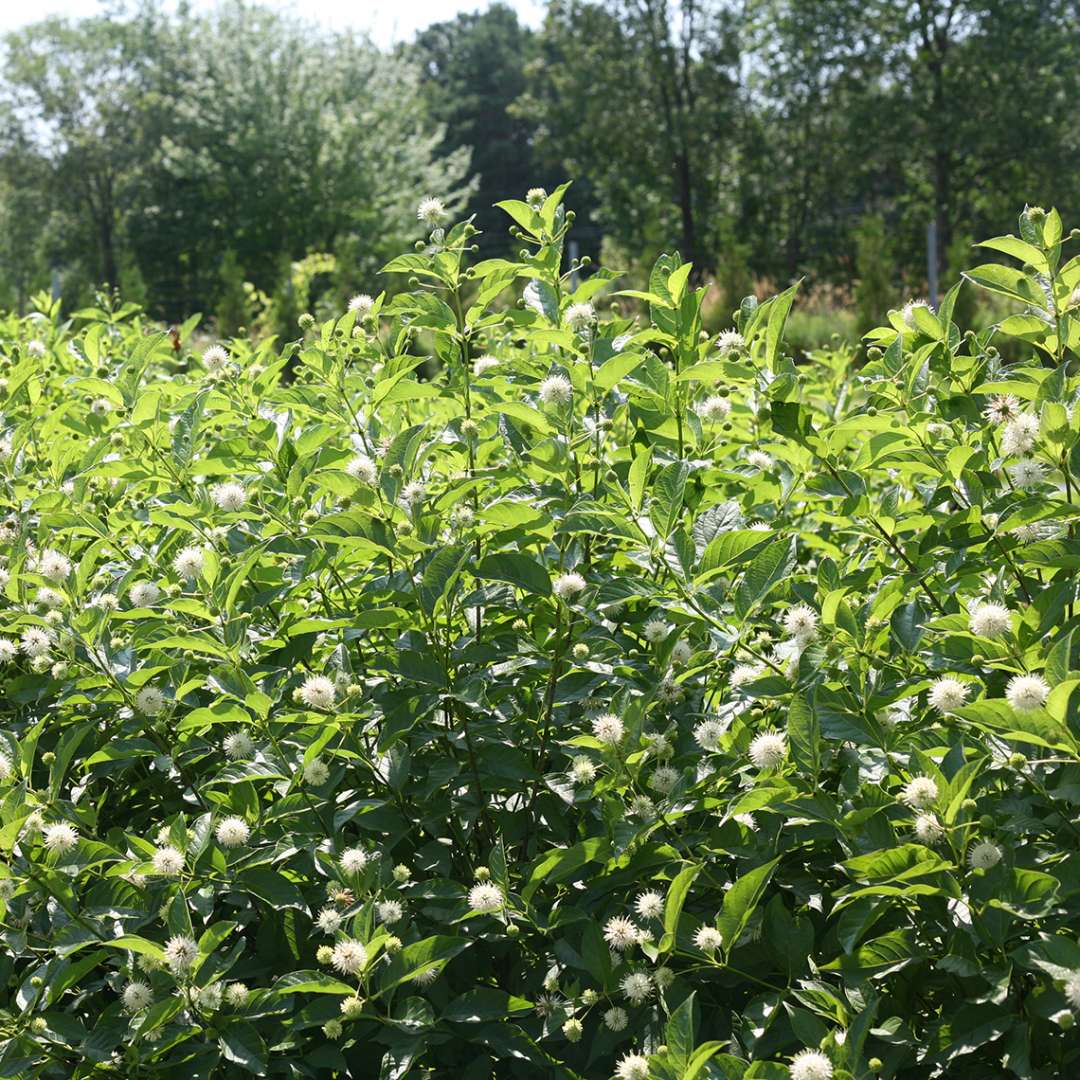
[412, 3, 555, 258]
[519, 0, 741, 273]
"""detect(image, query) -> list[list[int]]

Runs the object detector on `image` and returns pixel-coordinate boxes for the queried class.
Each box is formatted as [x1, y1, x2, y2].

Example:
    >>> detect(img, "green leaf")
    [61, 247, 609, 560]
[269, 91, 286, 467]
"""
[274, 971, 356, 996]
[734, 538, 796, 621]
[595, 351, 646, 392]
[442, 988, 531, 1023]
[717, 857, 779, 957]
[420, 544, 469, 615]
[474, 553, 552, 597]
[379, 937, 470, 995]
[522, 838, 610, 904]
[650, 460, 689, 538]
[628, 447, 651, 512]
[764, 280, 801, 369]
[219, 1020, 268, 1075]
[787, 694, 820, 777]
[962, 264, 1047, 307]
[661, 863, 702, 953]
[665, 991, 696, 1073]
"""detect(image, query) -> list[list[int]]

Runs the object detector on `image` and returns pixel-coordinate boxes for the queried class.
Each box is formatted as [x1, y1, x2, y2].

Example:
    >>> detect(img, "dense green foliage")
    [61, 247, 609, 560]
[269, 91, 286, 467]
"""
[1, 187, 1080, 1078]
[3, 0, 1080, 323]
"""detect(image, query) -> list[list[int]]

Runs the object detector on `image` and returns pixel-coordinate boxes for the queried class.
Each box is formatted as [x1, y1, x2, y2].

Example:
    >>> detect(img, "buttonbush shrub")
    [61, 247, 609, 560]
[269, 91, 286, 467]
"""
[1, 191, 1079, 1078]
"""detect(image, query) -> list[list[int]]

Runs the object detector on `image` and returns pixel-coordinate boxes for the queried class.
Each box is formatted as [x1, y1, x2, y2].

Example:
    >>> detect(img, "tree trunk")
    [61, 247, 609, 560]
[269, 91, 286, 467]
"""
[99, 209, 118, 288]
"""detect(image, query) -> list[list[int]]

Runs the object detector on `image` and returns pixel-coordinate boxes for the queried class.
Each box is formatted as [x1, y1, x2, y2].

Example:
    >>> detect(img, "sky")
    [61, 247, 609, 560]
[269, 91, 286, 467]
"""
[0, 0, 546, 45]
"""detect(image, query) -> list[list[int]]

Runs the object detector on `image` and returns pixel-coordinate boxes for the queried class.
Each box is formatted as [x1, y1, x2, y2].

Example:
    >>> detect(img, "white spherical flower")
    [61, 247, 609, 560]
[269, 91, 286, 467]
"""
[592, 712, 624, 745]
[376, 900, 404, 925]
[417, 196, 447, 227]
[669, 640, 692, 666]
[748, 731, 786, 769]
[210, 481, 246, 512]
[747, 449, 773, 471]
[196, 983, 224, 1011]
[647, 733, 673, 759]
[900, 775, 938, 809]
[552, 571, 586, 600]
[928, 677, 969, 715]
[526, 186, 548, 209]
[172, 546, 206, 581]
[716, 329, 743, 354]
[1009, 458, 1045, 489]
[603, 1006, 629, 1031]
[969, 602, 1011, 639]
[299, 675, 336, 711]
[693, 718, 724, 752]
[39, 549, 72, 583]
[215, 816, 250, 848]
[27, 339, 46, 359]
[90, 397, 111, 417]
[164, 934, 198, 974]
[968, 841, 1002, 869]
[305, 757, 330, 786]
[472, 354, 499, 377]
[731, 663, 763, 687]
[734, 812, 758, 831]
[134, 686, 167, 717]
[225, 982, 249, 1007]
[0, 753, 13, 782]
[348, 293, 374, 316]
[316, 907, 343, 934]
[0, 640, 15, 663]
[203, 345, 229, 374]
[412, 966, 439, 987]
[42, 823, 78, 854]
[564, 302, 595, 331]
[340, 847, 368, 875]
[634, 891, 665, 920]
[629, 794, 656, 820]
[790, 1049, 834, 1080]
[122, 981, 153, 1012]
[783, 604, 818, 641]
[223, 731, 256, 760]
[983, 394, 1020, 425]
[643, 619, 669, 644]
[35, 586, 64, 609]
[603, 916, 639, 951]
[693, 925, 723, 954]
[129, 581, 161, 607]
[1064, 971, 1080, 1010]
[538, 373, 573, 408]
[1006, 673, 1050, 712]
[1000, 413, 1040, 456]
[331, 939, 368, 976]
[569, 755, 597, 784]
[648, 765, 678, 795]
[467, 882, 504, 912]
[615, 1052, 651, 1080]
[698, 395, 732, 423]
[90, 592, 120, 612]
[900, 298, 931, 328]
[914, 813, 945, 845]
[399, 481, 425, 508]
[340, 994, 365, 1018]
[345, 455, 377, 484]
[152, 845, 184, 875]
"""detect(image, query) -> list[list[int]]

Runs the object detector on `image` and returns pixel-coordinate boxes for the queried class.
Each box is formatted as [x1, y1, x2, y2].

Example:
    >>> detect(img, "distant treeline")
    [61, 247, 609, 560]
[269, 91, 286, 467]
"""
[1, 0, 1076, 334]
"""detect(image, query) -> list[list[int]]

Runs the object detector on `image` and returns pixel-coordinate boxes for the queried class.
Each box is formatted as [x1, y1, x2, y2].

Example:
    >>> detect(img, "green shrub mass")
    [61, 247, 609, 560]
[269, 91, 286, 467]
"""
[1, 190, 1080, 1080]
